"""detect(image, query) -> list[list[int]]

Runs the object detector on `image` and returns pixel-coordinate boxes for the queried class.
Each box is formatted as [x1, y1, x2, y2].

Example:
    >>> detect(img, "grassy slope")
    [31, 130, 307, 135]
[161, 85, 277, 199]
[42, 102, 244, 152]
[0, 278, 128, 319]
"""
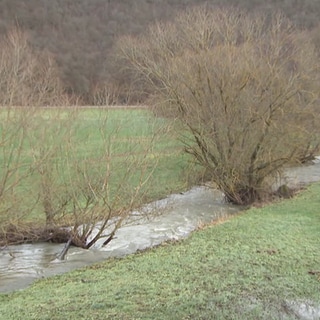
[0, 183, 319, 319]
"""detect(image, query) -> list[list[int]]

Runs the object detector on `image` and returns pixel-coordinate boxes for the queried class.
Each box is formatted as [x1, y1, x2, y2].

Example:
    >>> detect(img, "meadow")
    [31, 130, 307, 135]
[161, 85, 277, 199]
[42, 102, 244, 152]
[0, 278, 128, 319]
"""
[0, 107, 198, 244]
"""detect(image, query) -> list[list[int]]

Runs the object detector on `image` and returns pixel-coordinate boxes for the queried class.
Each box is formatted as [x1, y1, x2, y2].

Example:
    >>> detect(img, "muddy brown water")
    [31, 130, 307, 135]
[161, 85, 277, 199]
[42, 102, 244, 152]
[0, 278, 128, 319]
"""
[1, 159, 320, 293]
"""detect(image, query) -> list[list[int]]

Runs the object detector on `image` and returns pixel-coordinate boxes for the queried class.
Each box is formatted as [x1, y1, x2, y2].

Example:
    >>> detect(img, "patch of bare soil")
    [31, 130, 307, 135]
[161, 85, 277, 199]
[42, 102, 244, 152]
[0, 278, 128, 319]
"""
[283, 300, 320, 320]
[239, 297, 320, 319]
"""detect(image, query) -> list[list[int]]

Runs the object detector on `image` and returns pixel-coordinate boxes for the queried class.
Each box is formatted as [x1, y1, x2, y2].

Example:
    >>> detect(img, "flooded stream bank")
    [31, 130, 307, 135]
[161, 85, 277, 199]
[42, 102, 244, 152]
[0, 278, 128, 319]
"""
[0, 187, 239, 293]
[1, 158, 320, 293]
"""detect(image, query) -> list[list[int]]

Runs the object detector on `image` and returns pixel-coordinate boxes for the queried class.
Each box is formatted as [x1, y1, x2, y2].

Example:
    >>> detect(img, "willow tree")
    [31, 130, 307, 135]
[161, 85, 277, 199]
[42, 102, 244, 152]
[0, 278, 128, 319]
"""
[117, 8, 320, 205]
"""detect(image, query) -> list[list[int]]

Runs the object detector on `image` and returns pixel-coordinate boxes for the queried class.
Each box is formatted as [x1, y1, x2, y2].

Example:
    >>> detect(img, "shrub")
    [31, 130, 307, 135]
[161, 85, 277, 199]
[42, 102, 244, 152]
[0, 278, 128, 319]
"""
[0, 27, 69, 106]
[117, 7, 320, 204]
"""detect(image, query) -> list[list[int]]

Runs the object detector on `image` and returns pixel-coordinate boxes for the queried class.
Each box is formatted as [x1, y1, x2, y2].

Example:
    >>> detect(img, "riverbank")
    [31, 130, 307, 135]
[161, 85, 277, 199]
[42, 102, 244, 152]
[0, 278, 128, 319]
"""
[0, 183, 319, 319]
[0, 186, 240, 293]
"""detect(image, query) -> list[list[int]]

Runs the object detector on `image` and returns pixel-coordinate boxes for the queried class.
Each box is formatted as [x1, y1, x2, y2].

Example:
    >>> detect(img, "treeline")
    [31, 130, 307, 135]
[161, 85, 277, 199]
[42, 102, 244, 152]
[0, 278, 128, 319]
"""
[0, 0, 319, 104]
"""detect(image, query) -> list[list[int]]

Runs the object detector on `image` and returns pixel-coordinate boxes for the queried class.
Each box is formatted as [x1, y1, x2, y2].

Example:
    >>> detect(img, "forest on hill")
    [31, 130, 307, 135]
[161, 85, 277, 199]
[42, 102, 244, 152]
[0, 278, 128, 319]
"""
[0, 0, 319, 104]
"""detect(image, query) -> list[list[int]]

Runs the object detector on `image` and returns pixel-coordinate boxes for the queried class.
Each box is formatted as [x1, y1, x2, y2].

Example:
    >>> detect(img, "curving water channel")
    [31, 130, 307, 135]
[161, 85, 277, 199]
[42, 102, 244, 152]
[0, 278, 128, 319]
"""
[1, 159, 320, 293]
[0, 186, 240, 293]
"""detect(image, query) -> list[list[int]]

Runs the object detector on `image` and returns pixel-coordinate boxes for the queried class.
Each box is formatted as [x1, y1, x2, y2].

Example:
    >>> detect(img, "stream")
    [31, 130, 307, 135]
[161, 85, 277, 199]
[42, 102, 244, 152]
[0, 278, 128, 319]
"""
[1, 159, 320, 293]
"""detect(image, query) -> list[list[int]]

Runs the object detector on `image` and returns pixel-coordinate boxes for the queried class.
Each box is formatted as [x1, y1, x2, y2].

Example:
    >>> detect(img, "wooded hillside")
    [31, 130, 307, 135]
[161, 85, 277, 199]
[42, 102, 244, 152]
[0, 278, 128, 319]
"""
[0, 0, 319, 104]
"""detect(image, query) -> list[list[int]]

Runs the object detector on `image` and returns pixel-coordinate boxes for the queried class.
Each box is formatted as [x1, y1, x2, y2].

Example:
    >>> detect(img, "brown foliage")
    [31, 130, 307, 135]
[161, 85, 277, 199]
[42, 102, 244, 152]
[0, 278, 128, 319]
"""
[118, 8, 320, 204]
[1, 1, 320, 103]
[0, 28, 70, 106]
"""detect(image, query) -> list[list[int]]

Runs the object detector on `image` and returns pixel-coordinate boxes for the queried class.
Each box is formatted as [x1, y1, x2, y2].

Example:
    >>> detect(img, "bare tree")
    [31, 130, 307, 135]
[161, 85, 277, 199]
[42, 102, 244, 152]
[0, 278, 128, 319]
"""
[117, 8, 320, 204]
[0, 27, 69, 107]
[21, 107, 161, 258]
[0, 27, 74, 245]
[0, 105, 163, 255]
[0, 28, 164, 250]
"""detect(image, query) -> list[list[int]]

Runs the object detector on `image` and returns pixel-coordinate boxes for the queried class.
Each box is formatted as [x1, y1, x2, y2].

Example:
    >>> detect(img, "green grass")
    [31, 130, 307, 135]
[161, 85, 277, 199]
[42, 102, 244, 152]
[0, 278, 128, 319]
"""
[0, 183, 319, 319]
[0, 108, 195, 227]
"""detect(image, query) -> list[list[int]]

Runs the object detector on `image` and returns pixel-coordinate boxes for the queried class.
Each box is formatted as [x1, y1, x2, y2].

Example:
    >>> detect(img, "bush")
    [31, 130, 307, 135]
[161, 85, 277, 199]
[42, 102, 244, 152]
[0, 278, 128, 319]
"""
[0, 27, 69, 106]
[117, 7, 320, 204]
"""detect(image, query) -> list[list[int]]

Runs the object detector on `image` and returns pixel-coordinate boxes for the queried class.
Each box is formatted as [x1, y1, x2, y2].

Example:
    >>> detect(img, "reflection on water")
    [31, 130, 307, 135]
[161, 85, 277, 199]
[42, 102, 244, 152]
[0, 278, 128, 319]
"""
[1, 159, 320, 293]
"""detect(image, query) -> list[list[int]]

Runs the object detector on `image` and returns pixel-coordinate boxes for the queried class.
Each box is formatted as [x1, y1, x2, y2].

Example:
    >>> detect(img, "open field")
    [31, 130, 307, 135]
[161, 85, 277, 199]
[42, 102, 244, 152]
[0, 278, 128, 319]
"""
[0, 107, 199, 242]
[0, 182, 319, 319]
